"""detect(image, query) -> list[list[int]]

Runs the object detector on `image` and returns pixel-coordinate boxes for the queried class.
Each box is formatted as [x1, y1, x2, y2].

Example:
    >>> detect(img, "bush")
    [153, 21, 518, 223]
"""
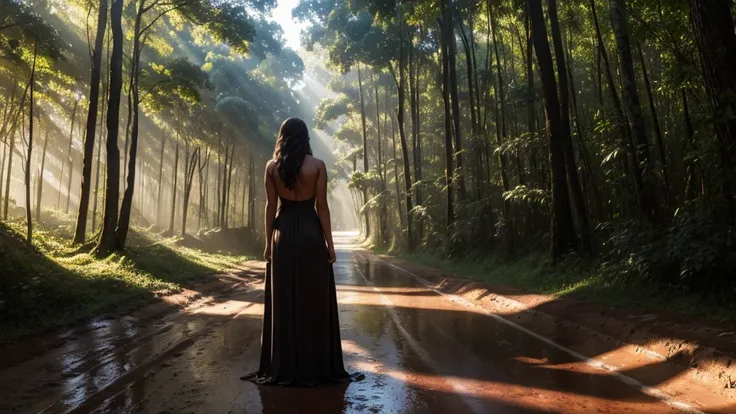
[600, 205, 736, 293]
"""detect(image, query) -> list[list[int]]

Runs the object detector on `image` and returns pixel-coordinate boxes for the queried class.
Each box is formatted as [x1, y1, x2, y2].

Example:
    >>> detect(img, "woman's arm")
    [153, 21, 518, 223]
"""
[315, 160, 336, 263]
[264, 161, 278, 262]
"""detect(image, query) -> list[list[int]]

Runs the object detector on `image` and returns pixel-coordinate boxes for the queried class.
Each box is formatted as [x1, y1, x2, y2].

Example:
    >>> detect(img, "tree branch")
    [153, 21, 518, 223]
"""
[140, 6, 180, 35]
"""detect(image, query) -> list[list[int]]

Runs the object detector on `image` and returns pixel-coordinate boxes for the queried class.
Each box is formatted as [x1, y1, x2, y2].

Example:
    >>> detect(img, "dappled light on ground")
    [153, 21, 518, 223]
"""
[1, 238, 733, 413]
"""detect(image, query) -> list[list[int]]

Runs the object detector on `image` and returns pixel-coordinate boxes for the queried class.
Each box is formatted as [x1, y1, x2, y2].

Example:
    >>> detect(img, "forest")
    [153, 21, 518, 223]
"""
[1, 0, 736, 339]
[304, 0, 736, 303]
[0, 0, 339, 339]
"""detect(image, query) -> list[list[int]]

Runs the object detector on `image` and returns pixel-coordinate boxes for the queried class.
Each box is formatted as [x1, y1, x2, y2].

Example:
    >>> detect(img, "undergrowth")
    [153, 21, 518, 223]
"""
[398, 250, 736, 320]
[388, 205, 736, 321]
[0, 212, 251, 343]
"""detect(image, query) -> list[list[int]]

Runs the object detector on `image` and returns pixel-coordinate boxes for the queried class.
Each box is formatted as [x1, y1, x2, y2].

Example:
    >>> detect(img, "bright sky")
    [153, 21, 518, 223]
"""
[270, 0, 310, 51]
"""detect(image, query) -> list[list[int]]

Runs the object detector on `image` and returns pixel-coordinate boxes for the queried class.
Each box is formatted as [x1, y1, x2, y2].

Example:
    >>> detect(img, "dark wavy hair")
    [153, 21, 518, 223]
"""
[273, 117, 312, 190]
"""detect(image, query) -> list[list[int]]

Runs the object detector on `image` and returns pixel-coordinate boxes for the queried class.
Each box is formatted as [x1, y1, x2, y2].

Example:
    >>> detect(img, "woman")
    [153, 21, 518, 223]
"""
[242, 118, 357, 386]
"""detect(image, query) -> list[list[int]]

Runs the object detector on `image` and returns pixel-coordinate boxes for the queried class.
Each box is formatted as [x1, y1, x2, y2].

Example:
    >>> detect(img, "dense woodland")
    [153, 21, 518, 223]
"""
[304, 0, 736, 293]
[0, 0, 327, 256]
[2, 0, 736, 296]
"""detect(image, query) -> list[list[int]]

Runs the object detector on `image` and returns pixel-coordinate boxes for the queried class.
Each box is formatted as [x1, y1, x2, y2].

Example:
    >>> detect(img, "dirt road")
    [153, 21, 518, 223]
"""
[1, 233, 733, 413]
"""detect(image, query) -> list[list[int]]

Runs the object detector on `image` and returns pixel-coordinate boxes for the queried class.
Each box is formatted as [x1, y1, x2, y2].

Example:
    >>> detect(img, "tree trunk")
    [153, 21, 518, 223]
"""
[169, 140, 179, 234]
[94, 0, 123, 257]
[357, 65, 370, 238]
[36, 130, 48, 222]
[181, 144, 198, 236]
[92, 128, 102, 233]
[440, 0, 454, 226]
[459, 15, 477, 136]
[240, 155, 247, 227]
[682, 88, 700, 201]
[447, 6, 465, 201]
[459, 16, 483, 200]
[491, 8, 514, 251]
[4, 82, 31, 220]
[25, 42, 38, 244]
[224, 145, 234, 229]
[219, 142, 228, 228]
[590, 0, 647, 220]
[0, 136, 6, 215]
[409, 29, 421, 206]
[392, 114, 404, 229]
[688, 0, 736, 223]
[215, 135, 221, 227]
[374, 73, 387, 244]
[0, 89, 13, 211]
[528, 0, 577, 260]
[73, 0, 107, 244]
[549, 0, 590, 250]
[156, 131, 165, 227]
[3, 132, 14, 220]
[199, 149, 208, 229]
[396, 17, 413, 250]
[59, 99, 79, 210]
[610, 0, 658, 220]
[524, 8, 538, 187]
[115, 3, 144, 249]
[637, 43, 670, 195]
[247, 150, 254, 229]
[65, 126, 79, 214]
[93, 29, 111, 234]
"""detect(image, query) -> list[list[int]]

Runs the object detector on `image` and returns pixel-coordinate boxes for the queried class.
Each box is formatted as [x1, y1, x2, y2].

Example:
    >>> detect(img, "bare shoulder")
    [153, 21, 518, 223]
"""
[265, 159, 276, 171]
[264, 159, 276, 177]
[305, 154, 325, 169]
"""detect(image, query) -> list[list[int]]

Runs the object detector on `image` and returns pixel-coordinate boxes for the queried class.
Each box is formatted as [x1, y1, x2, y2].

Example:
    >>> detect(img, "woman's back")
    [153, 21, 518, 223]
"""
[267, 154, 323, 201]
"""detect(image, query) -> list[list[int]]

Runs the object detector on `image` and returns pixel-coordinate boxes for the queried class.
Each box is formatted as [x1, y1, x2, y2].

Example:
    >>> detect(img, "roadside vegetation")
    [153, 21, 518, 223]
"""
[395, 250, 736, 321]
[0, 207, 249, 343]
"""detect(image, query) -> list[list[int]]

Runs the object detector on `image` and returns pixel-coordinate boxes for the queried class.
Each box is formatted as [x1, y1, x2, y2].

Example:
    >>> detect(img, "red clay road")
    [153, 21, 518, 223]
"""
[1, 233, 734, 413]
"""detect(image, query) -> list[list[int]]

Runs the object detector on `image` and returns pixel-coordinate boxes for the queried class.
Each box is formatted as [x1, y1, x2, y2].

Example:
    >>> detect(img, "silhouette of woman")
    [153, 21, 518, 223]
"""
[242, 118, 360, 386]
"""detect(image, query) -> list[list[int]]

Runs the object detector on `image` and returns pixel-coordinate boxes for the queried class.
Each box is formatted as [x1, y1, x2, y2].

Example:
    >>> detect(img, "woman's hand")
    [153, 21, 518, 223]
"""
[328, 245, 336, 264]
[264, 245, 271, 263]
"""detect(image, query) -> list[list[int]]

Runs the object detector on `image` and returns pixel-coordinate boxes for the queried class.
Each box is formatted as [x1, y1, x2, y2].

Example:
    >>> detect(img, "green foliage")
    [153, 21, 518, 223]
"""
[0, 220, 249, 342]
[348, 170, 381, 193]
[0, 0, 64, 62]
[600, 205, 736, 294]
[314, 95, 350, 129]
[402, 249, 736, 319]
[143, 58, 211, 112]
[503, 185, 549, 209]
[447, 198, 496, 256]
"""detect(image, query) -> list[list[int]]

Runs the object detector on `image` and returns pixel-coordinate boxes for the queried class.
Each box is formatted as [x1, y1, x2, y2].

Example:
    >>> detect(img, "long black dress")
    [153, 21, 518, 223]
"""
[243, 197, 352, 386]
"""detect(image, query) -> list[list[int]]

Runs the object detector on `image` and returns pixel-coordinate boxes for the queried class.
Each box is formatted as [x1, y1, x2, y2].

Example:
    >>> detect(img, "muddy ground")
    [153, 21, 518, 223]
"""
[0, 234, 734, 413]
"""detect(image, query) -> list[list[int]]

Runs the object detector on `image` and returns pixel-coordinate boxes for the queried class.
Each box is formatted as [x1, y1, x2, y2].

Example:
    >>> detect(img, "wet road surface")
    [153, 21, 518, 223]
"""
[1, 233, 734, 413]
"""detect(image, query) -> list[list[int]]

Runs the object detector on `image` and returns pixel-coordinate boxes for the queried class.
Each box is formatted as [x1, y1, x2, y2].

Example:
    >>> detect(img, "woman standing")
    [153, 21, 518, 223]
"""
[243, 118, 358, 386]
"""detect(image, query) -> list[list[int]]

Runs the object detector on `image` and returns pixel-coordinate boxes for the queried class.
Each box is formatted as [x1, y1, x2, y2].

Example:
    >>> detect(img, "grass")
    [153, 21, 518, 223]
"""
[0, 211, 252, 343]
[395, 251, 736, 322]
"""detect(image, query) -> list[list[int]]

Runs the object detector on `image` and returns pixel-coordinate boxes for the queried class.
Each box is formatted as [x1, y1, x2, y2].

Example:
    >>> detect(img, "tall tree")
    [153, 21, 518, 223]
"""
[73, 0, 108, 244]
[528, 0, 577, 259]
[548, 0, 590, 249]
[95, 0, 123, 257]
[609, 0, 658, 220]
[35, 130, 48, 222]
[357, 64, 371, 237]
[446, 2, 464, 201]
[688, 0, 736, 223]
[23, 40, 38, 244]
[440, 0, 454, 225]
[394, 3, 413, 249]
[59, 98, 79, 210]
